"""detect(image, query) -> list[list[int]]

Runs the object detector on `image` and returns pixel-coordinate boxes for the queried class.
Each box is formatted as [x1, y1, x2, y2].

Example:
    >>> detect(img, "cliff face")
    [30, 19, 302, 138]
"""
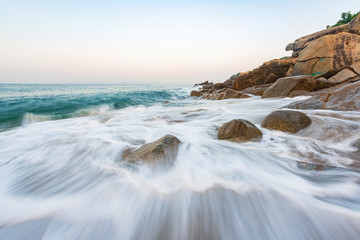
[191, 14, 360, 110]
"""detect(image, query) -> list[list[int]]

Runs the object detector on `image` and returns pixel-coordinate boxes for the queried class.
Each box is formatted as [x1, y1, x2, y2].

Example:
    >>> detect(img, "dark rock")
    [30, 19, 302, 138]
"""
[218, 119, 262, 142]
[261, 110, 312, 133]
[212, 83, 227, 91]
[123, 135, 181, 168]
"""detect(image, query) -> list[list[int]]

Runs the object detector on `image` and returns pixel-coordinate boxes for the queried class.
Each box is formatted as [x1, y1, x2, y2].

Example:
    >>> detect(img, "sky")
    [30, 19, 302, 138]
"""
[0, 0, 359, 84]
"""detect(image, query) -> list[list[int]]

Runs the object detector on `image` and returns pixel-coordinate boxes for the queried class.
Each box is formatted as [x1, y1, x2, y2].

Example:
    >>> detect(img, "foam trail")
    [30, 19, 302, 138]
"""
[0, 93, 360, 240]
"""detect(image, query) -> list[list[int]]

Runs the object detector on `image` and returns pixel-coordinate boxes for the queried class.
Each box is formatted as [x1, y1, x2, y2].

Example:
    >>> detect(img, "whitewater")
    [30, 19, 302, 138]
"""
[0, 84, 360, 240]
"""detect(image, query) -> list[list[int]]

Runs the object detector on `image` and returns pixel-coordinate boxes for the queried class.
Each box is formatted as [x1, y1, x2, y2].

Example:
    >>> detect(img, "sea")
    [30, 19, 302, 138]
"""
[0, 84, 360, 240]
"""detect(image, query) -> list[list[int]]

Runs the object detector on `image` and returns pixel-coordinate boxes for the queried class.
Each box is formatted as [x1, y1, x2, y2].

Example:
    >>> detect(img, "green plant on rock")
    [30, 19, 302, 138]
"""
[327, 10, 359, 28]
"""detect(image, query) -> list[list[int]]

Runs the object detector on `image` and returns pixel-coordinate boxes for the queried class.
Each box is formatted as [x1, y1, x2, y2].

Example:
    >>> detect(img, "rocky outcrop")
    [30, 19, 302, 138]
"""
[262, 75, 334, 98]
[292, 32, 360, 78]
[218, 119, 262, 142]
[123, 135, 181, 168]
[190, 13, 360, 111]
[287, 14, 360, 57]
[261, 110, 312, 133]
[287, 81, 360, 111]
[230, 58, 297, 91]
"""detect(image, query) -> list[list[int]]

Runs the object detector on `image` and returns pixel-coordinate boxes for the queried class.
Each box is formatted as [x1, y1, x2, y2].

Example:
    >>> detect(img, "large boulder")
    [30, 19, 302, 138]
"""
[123, 135, 181, 168]
[262, 75, 333, 98]
[292, 32, 360, 78]
[218, 119, 263, 142]
[287, 80, 360, 111]
[287, 14, 360, 57]
[230, 58, 297, 91]
[261, 110, 312, 133]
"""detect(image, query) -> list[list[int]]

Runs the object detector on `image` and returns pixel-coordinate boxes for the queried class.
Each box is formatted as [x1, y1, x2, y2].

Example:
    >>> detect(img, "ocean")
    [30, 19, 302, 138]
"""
[0, 84, 360, 239]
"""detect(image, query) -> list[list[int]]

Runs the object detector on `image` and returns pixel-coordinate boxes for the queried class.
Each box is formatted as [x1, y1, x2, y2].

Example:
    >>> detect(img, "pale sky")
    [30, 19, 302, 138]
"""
[0, 0, 359, 84]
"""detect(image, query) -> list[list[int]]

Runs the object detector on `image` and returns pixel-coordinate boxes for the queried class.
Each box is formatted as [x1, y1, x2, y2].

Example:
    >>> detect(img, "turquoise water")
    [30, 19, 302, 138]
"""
[0, 84, 188, 131]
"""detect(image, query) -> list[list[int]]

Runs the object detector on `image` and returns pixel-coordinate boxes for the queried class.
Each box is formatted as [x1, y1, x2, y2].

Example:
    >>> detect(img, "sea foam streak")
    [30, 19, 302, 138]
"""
[0, 89, 360, 240]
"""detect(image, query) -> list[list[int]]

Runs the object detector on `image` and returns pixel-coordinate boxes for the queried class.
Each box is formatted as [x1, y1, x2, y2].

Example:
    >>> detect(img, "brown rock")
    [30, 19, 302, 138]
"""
[218, 119, 262, 142]
[287, 81, 360, 111]
[212, 83, 227, 91]
[262, 75, 333, 98]
[288, 90, 312, 98]
[241, 83, 273, 96]
[352, 61, 360, 75]
[123, 135, 181, 168]
[202, 88, 250, 100]
[293, 32, 360, 78]
[328, 69, 358, 84]
[261, 110, 312, 133]
[286, 14, 360, 56]
[230, 58, 297, 91]
[190, 90, 204, 97]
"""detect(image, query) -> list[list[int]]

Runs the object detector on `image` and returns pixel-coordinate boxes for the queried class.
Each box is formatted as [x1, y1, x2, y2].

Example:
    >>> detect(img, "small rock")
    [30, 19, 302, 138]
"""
[123, 134, 181, 168]
[218, 119, 263, 142]
[261, 110, 312, 133]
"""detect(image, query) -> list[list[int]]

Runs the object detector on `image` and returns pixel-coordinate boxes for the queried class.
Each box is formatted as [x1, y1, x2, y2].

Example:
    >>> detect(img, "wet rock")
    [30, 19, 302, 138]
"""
[328, 69, 358, 84]
[190, 90, 204, 97]
[241, 83, 273, 96]
[202, 88, 250, 100]
[262, 75, 333, 98]
[261, 110, 312, 133]
[218, 119, 262, 142]
[297, 161, 337, 171]
[287, 81, 360, 111]
[123, 135, 181, 168]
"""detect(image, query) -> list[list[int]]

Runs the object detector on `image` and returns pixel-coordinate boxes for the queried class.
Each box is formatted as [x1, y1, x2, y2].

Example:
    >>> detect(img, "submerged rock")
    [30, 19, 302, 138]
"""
[123, 134, 181, 168]
[261, 110, 312, 133]
[218, 119, 262, 142]
[262, 75, 333, 98]
[297, 161, 337, 171]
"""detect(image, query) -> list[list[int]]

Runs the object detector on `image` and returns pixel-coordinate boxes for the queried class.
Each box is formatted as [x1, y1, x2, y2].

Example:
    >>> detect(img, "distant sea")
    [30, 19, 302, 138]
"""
[0, 84, 189, 131]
